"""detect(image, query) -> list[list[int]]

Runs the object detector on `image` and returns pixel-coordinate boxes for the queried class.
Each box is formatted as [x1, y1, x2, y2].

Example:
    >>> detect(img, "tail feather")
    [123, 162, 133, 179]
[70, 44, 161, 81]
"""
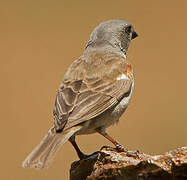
[22, 126, 81, 169]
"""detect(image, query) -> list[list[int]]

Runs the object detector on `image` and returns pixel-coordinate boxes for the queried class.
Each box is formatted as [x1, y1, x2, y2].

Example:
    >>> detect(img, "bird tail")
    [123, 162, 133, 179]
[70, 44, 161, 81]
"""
[22, 126, 81, 169]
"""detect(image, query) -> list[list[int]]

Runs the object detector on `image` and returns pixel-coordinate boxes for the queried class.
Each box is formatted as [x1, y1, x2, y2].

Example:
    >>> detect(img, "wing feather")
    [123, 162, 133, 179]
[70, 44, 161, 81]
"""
[53, 52, 133, 131]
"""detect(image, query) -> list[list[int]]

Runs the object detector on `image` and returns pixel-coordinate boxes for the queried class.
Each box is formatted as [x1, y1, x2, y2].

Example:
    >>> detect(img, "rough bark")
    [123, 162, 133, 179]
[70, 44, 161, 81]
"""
[70, 146, 187, 180]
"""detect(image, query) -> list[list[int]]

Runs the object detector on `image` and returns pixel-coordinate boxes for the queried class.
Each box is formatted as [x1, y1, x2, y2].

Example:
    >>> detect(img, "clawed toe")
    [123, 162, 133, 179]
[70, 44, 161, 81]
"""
[100, 144, 139, 159]
[100, 145, 115, 151]
[126, 150, 139, 158]
[101, 144, 127, 153]
[116, 145, 139, 158]
[115, 144, 127, 152]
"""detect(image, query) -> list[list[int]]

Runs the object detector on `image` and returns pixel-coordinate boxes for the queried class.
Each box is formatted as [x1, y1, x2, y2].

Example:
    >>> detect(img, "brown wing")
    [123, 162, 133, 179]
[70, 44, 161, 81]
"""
[53, 51, 133, 131]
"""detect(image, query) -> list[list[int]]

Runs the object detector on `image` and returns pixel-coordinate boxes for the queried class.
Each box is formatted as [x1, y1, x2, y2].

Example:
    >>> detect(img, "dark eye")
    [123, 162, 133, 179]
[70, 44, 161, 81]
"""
[125, 25, 132, 34]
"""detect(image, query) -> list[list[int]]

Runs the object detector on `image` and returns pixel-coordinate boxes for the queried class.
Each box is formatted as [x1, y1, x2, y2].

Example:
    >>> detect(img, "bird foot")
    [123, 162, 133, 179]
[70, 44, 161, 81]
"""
[100, 145, 116, 151]
[126, 150, 139, 158]
[115, 144, 139, 158]
[100, 145, 127, 153]
[115, 144, 127, 152]
[79, 151, 99, 160]
[100, 145, 139, 159]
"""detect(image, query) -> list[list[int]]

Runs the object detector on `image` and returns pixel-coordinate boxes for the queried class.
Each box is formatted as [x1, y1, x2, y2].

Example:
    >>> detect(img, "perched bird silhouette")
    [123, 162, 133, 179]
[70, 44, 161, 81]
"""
[22, 20, 138, 169]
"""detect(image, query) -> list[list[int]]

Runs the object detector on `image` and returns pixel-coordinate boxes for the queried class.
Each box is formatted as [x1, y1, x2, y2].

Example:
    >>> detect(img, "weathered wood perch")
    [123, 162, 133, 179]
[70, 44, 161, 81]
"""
[70, 146, 187, 180]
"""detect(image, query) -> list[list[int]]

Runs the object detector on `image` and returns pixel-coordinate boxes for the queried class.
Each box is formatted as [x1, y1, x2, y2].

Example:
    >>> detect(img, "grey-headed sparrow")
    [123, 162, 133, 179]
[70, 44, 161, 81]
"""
[23, 20, 138, 168]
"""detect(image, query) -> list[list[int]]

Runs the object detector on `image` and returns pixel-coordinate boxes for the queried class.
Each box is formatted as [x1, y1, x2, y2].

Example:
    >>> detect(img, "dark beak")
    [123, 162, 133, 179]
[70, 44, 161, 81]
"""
[132, 31, 138, 39]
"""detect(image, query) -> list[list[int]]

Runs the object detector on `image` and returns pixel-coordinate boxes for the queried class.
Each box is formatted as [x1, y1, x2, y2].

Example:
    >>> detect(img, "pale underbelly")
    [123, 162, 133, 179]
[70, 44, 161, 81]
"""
[76, 90, 132, 135]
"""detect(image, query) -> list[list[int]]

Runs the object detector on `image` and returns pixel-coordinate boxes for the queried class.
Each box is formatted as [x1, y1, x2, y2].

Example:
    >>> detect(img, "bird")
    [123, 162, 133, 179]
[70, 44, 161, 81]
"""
[22, 19, 138, 169]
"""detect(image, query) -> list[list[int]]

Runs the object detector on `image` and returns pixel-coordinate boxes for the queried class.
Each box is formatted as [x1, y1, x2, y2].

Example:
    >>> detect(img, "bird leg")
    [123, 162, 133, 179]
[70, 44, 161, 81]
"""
[69, 136, 87, 160]
[69, 136, 99, 160]
[97, 130, 127, 152]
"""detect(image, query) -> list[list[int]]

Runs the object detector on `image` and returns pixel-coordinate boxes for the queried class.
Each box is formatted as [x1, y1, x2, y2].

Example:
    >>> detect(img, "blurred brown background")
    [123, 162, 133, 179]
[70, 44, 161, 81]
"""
[0, 0, 187, 179]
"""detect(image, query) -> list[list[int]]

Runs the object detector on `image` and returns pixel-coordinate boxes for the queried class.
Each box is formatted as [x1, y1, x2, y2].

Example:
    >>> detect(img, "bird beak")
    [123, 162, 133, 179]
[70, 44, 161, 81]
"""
[132, 31, 138, 39]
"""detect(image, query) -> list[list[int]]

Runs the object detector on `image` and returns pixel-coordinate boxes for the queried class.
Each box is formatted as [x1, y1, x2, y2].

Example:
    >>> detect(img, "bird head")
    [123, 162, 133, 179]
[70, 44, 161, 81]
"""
[86, 20, 138, 55]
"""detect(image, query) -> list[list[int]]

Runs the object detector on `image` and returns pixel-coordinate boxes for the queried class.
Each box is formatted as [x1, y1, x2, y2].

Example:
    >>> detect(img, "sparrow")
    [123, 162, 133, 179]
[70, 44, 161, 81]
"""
[22, 20, 138, 169]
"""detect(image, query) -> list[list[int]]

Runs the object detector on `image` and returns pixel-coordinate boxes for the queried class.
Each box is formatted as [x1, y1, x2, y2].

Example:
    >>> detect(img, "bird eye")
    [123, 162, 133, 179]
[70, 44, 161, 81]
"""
[125, 25, 132, 34]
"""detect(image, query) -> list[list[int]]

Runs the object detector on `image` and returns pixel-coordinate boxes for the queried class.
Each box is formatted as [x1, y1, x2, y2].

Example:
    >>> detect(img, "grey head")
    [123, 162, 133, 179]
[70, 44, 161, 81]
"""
[85, 20, 138, 55]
